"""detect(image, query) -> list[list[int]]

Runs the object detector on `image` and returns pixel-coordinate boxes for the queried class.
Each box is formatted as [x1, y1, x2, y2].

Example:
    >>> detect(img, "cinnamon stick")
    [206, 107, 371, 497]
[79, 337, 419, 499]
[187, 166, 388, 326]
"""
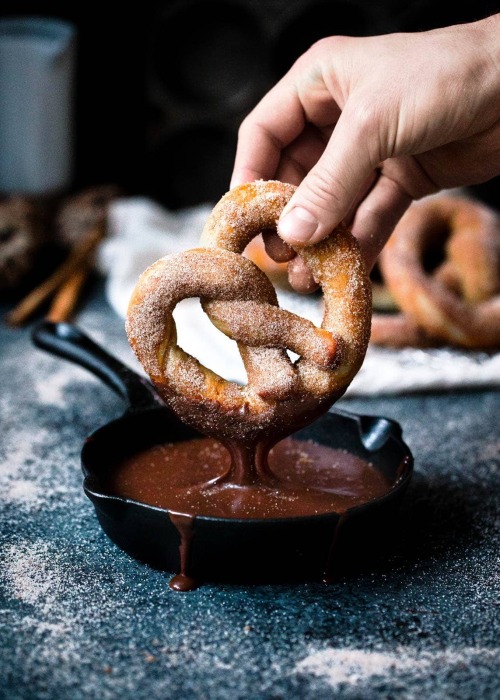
[5, 220, 105, 327]
[45, 265, 90, 323]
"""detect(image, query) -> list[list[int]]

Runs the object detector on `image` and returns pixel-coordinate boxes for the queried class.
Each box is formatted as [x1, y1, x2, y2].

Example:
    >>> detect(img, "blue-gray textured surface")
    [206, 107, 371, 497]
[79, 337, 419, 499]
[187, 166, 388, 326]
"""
[1, 280, 499, 700]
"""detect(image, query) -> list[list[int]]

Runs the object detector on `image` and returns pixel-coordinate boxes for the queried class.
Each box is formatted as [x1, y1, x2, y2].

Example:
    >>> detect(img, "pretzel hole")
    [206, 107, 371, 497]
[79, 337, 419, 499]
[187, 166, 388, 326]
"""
[173, 298, 246, 383]
[421, 220, 450, 273]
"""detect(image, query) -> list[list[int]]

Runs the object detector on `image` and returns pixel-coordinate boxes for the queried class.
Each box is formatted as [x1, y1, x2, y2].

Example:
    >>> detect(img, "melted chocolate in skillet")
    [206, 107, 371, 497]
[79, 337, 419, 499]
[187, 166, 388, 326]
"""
[103, 436, 391, 591]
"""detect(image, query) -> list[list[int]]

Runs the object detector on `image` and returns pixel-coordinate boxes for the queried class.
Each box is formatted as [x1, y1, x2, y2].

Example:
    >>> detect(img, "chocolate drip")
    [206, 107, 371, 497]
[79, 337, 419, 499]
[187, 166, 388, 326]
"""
[220, 439, 277, 486]
[103, 435, 391, 590]
[168, 512, 197, 591]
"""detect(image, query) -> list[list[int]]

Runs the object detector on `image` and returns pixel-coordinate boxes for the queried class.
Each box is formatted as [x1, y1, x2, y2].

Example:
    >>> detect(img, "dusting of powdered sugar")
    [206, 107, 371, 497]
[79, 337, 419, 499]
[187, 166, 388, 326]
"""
[0, 420, 78, 510]
[32, 363, 99, 406]
[295, 646, 500, 690]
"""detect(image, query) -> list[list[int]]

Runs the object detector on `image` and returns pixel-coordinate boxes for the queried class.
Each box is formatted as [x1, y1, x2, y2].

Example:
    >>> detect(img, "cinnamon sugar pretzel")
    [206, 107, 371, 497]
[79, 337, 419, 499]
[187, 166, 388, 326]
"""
[371, 195, 500, 349]
[126, 180, 372, 443]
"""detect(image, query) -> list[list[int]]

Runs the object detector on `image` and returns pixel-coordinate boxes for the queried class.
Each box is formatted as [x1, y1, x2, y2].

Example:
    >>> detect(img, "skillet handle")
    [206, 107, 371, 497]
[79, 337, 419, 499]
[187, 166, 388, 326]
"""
[31, 320, 163, 412]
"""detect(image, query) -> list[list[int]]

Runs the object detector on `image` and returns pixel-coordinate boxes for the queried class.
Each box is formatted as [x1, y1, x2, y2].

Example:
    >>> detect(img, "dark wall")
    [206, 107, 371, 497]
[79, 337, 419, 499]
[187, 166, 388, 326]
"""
[1, 0, 498, 208]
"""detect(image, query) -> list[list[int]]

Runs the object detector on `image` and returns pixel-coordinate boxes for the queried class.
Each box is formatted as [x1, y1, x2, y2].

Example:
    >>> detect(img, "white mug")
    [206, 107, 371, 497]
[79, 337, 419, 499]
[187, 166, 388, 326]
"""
[0, 16, 76, 195]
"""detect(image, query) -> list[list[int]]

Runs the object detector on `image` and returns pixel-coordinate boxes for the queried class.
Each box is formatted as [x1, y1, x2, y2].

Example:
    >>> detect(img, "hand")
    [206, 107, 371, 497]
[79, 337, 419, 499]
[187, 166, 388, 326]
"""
[230, 14, 500, 291]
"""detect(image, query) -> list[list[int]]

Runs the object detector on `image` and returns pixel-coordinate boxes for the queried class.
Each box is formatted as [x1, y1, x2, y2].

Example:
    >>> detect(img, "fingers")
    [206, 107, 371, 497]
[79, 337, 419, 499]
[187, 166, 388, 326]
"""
[283, 174, 412, 292]
[277, 104, 381, 247]
[349, 171, 413, 271]
[287, 255, 320, 294]
[229, 39, 417, 279]
[262, 230, 295, 262]
[342, 170, 380, 229]
[264, 168, 413, 289]
[262, 231, 318, 295]
[230, 74, 308, 188]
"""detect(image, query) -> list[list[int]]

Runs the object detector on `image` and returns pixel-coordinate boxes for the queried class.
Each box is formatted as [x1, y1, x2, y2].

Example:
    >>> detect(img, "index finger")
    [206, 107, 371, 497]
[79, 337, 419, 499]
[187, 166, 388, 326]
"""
[230, 74, 308, 187]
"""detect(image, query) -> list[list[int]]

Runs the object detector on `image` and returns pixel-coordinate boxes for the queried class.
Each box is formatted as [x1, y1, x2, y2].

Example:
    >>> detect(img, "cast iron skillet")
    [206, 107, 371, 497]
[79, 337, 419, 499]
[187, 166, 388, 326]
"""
[32, 320, 414, 586]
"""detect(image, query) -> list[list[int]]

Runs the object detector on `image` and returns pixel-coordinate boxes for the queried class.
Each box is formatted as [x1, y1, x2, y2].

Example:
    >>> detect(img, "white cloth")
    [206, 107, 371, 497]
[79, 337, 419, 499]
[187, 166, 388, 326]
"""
[96, 197, 500, 396]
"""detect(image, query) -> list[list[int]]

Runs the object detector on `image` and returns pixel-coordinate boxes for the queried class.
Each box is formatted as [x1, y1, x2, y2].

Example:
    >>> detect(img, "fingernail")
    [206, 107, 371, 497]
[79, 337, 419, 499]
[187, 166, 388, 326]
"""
[279, 207, 318, 244]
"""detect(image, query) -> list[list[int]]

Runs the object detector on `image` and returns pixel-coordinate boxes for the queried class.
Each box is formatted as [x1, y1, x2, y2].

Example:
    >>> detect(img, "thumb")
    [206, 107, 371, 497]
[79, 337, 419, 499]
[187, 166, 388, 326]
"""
[278, 108, 379, 246]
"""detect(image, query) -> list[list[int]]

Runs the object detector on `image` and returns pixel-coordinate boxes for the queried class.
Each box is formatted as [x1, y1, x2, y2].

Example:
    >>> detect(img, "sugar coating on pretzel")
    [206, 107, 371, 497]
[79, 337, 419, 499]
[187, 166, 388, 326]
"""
[127, 180, 372, 444]
[371, 195, 500, 349]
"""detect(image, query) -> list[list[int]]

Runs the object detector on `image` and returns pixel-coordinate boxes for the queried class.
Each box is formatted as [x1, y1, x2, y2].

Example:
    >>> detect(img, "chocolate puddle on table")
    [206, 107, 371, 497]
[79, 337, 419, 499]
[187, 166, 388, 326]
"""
[101, 435, 393, 591]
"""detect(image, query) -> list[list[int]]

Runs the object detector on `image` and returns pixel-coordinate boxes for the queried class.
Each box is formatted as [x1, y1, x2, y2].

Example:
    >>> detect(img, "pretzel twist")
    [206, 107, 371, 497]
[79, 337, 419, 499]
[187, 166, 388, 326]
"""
[127, 181, 372, 443]
[371, 195, 500, 349]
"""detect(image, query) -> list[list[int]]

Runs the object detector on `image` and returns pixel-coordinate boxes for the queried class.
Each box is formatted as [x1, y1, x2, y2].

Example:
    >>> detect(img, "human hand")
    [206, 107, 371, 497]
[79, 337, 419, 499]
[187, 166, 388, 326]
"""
[230, 14, 500, 291]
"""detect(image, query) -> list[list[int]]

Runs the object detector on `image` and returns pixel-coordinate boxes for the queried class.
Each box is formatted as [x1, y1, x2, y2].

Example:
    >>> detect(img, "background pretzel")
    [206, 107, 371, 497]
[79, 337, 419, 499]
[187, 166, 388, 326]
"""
[371, 195, 500, 349]
[126, 180, 372, 446]
[0, 196, 46, 294]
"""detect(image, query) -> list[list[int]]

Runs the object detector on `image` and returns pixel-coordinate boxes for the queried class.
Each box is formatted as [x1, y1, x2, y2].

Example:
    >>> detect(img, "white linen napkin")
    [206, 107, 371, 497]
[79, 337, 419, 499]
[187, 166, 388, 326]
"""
[96, 196, 500, 396]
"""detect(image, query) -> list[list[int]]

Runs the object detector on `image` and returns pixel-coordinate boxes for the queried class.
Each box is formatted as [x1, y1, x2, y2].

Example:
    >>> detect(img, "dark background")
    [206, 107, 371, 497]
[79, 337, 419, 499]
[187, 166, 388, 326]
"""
[1, 0, 498, 209]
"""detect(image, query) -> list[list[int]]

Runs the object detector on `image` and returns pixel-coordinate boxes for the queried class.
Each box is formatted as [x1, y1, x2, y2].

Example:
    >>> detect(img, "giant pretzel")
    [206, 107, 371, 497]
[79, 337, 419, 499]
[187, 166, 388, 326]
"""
[371, 195, 500, 349]
[126, 180, 372, 444]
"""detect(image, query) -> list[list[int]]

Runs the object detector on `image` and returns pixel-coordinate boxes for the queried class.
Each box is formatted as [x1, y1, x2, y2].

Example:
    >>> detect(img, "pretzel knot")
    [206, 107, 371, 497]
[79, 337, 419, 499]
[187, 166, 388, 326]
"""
[126, 181, 372, 444]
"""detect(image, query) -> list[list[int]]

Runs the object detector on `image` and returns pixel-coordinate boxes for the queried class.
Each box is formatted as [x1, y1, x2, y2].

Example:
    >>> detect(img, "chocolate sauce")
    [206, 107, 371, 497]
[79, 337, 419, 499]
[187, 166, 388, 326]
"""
[102, 436, 391, 591]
